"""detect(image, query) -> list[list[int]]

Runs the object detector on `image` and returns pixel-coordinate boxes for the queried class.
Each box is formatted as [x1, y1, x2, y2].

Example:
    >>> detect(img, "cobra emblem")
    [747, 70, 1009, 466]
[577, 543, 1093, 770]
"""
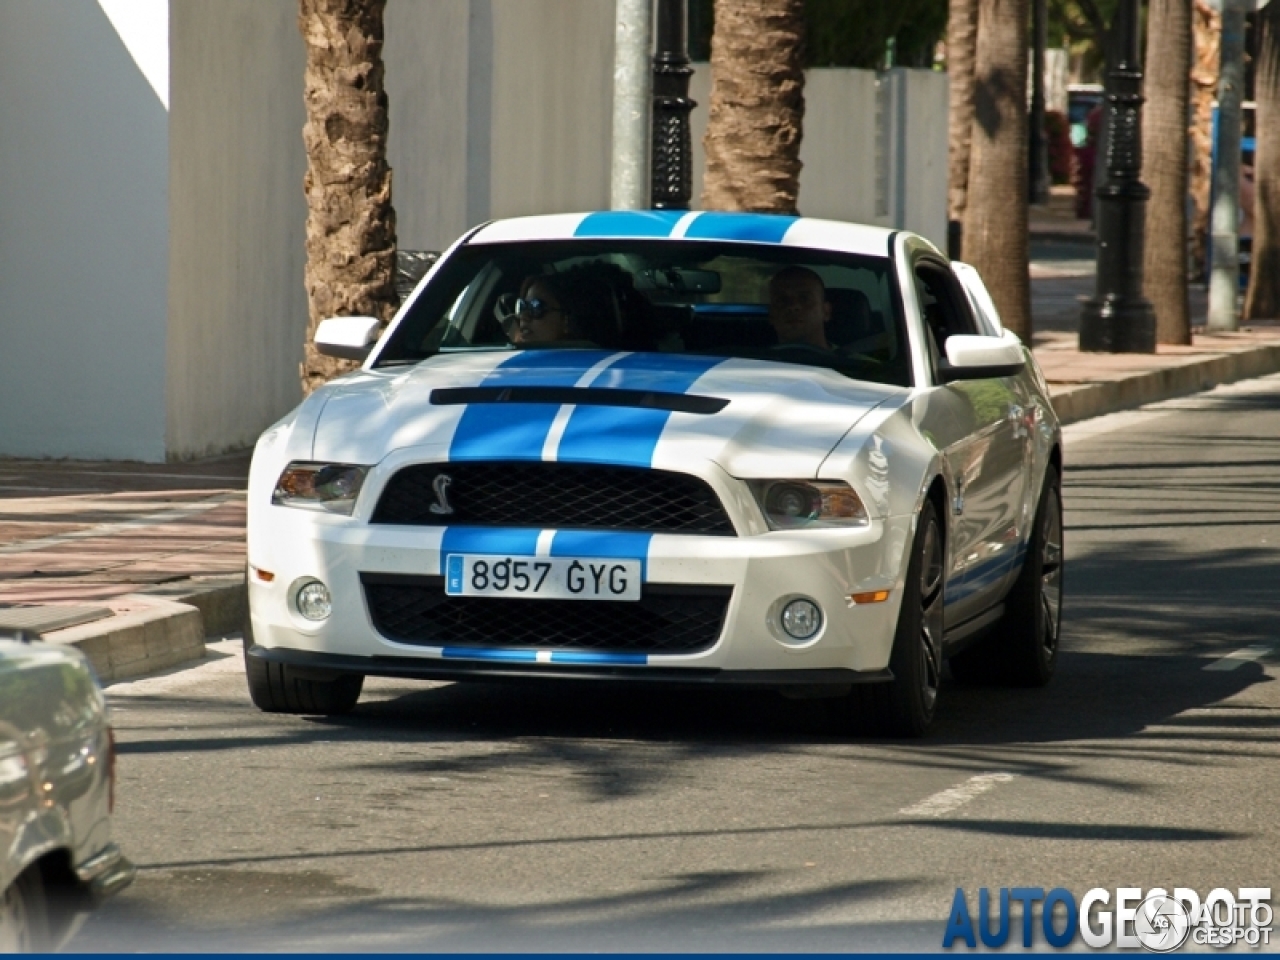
[429, 473, 454, 515]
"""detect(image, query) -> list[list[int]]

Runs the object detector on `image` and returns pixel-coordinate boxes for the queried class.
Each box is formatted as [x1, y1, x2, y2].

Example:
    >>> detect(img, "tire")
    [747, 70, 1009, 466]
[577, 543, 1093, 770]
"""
[242, 616, 363, 715]
[0, 869, 51, 953]
[851, 498, 945, 737]
[949, 466, 1063, 687]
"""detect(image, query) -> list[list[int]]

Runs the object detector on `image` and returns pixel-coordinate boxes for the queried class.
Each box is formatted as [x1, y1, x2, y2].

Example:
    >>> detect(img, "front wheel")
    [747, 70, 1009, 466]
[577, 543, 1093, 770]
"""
[851, 498, 945, 737]
[950, 466, 1063, 687]
[242, 616, 363, 715]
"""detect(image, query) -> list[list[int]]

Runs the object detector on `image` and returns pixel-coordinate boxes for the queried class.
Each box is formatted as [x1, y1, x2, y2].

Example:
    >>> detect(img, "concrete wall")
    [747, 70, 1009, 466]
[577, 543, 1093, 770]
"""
[487, 0, 615, 219]
[385, 0, 470, 252]
[387, 0, 615, 250]
[165, 0, 308, 459]
[690, 65, 948, 249]
[0, 0, 169, 460]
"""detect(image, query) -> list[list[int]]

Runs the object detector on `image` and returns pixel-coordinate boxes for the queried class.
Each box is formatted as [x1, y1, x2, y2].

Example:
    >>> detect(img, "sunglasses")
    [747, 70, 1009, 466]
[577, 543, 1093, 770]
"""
[497, 293, 563, 327]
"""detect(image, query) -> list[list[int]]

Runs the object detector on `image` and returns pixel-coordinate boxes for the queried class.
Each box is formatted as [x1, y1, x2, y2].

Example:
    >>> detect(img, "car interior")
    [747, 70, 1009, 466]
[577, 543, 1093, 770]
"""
[379, 241, 914, 387]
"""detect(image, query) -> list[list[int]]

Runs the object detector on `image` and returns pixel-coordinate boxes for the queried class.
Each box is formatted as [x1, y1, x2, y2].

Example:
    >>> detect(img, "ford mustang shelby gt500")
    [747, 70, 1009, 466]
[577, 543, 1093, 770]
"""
[244, 211, 1063, 736]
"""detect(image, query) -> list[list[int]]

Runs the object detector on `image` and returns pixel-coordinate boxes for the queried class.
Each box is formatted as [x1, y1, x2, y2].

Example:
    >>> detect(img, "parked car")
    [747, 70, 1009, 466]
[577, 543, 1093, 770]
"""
[0, 628, 134, 950]
[244, 211, 1063, 737]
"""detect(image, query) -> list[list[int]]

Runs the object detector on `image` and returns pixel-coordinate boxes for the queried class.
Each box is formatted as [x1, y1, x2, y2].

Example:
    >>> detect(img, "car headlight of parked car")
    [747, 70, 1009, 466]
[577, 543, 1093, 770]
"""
[749, 480, 869, 530]
[272, 462, 369, 515]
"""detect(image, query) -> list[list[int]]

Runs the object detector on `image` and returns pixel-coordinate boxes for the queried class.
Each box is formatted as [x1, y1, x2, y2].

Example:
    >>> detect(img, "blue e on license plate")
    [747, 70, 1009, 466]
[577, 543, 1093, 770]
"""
[444, 554, 642, 601]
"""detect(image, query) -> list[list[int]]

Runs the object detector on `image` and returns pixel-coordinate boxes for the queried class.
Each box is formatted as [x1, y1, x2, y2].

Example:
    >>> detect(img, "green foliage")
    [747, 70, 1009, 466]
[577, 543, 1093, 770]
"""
[689, 0, 947, 70]
[1047, 0, 1123, 81]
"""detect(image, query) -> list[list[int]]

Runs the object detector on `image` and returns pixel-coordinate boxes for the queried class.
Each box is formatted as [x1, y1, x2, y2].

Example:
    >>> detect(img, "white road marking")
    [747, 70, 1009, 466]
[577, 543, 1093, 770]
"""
[0, 491, 244, 555]
[1203, 645, 1274, 672]
[899, 772, 1016, 818]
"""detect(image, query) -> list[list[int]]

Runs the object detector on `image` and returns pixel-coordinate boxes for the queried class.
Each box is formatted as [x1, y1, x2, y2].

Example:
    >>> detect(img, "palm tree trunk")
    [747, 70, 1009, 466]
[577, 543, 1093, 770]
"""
[962, 0, 1031, 340]
[1142, 0, 1192, 344]
[1245, 3, 1280, 320]
[298, 0, 398, 395]
[947, 0, 980, 231]
[1188, 0, 1220, 277]
[700, 0, 805, 214]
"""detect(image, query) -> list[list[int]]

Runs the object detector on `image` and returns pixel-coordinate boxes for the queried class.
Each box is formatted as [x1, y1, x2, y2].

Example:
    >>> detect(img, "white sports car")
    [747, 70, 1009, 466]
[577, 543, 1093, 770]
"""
[245, 211, 1062, 736]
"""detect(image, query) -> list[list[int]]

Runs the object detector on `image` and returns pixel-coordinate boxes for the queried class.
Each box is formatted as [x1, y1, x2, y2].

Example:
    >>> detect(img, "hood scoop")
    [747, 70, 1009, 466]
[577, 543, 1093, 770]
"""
[429, 386, 729, 415]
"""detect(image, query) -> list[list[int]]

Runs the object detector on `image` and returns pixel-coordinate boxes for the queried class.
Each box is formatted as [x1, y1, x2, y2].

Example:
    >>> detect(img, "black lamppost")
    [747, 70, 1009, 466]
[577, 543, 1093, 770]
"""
[1029, 0, 1050, 204]
[650, 0, 696, 210]
[1078, 0, 1155, 352]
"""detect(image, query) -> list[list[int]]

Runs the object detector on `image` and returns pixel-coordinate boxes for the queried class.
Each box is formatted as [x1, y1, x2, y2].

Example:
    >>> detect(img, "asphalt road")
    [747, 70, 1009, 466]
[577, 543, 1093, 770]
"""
[71, 376, 1280, 952]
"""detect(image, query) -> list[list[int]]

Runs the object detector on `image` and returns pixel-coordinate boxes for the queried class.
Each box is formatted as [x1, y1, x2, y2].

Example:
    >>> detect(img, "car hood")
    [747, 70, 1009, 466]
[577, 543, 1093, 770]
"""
[311, 351, 903, 477]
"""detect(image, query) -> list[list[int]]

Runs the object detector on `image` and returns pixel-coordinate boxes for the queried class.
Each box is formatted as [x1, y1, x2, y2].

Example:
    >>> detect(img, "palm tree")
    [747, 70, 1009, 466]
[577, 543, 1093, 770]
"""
[298, 0, 398, 395]
[1188, 0, 1220, 275]
[962, 0, 1032, 340]
[947, 0, 980, 244]
[700, 0, 806, 213]
[1245, 2, 1280, 320]
[1142, 0, 1192, 344]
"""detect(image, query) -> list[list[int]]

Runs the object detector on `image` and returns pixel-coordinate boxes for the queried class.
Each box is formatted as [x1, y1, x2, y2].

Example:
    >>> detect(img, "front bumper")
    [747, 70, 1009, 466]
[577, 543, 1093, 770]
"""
[75, 842, 136, 905]
[247, 498, 917, 679]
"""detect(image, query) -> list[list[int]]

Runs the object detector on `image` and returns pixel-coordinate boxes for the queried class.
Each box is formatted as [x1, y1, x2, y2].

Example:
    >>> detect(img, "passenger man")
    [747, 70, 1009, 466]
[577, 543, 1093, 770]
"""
[768, 266, 831, 349]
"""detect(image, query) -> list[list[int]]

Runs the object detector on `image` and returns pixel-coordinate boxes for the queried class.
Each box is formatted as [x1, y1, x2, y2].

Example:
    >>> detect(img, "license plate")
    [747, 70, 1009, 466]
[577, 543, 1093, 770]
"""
[444, 554, 642, 601]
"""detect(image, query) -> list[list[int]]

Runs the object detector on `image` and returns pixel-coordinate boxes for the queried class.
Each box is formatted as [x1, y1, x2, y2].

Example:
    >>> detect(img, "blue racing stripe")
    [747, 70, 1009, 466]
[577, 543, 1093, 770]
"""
[557, 353, 725, 468]
[441, 527, 542, 558]
[682, 212, 798, 243]
[441, 648, 538, 662]
[550, 651, 649, 665]
[574, 210, 687, 237]
[944, 547, 1020, 606]
[550, 530, 653, 579]
[448, 350, 614, 461]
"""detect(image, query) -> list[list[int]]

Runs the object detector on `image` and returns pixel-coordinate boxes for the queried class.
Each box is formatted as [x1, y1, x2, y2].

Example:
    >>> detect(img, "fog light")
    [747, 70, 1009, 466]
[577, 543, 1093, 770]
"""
[781, 598, 823, 640]
[295, 580, 332, 621]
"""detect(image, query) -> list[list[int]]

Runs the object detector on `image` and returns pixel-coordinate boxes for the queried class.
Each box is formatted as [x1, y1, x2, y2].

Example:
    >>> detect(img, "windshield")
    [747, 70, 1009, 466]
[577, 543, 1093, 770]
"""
[374, 239, 911, 387]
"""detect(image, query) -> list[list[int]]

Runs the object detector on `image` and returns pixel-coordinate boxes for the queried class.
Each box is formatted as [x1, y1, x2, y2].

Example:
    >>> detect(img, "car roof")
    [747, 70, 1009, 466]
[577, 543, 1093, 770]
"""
[466, 211, 902, 259]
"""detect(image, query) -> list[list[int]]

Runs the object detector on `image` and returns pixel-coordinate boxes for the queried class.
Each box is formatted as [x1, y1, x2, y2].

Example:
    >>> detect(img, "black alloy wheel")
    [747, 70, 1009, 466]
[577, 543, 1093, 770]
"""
[852, 498, 944, 737]
[949, 465, 1063, 687]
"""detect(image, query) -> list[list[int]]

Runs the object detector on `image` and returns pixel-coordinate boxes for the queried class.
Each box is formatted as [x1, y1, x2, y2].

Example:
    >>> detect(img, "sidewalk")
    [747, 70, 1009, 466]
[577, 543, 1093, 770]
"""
[3, 264, 1280, 684]
[0, 456, 248, 681]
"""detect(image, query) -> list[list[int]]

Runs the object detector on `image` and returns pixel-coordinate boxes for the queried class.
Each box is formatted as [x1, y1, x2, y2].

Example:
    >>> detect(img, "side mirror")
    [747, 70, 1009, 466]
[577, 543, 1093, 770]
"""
[938, 330, 1026, 382]
[314, 316, 381, 362]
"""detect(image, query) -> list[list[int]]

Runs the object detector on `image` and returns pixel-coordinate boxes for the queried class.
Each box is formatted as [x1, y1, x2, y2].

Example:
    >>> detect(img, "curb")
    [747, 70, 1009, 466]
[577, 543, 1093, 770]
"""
[143, 576, 247, 638]
[35, 577, 247, 686]
[44, 595, 206, 685]
[1046, 342, 1280, 426]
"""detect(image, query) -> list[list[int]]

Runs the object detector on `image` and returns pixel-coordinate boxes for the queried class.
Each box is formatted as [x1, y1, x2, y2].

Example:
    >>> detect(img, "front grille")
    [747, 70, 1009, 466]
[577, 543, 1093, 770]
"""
[371, 461, 735, 535]
[362, 574, 732, 654]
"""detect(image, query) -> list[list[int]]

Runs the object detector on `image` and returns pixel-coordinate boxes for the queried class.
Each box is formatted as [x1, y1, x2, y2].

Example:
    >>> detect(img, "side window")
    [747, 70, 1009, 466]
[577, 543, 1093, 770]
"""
[914, 260, 979, 370]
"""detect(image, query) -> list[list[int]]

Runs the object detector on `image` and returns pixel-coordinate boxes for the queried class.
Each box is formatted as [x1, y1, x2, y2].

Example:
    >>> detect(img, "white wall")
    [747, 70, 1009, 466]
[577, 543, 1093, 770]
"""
[385, 0, 471, 252]
[487, 0, 615, 220]
[388, 0, 615, 250]
[0, 0, 169, 460]
[165, 0, 309, 459]
[690, 65, 948, 248]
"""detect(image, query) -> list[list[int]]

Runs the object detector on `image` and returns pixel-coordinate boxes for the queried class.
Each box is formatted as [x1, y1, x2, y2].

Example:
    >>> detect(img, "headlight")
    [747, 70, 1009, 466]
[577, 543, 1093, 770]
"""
[272, 462, 369, 515]
[749, 480, 869, 530]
